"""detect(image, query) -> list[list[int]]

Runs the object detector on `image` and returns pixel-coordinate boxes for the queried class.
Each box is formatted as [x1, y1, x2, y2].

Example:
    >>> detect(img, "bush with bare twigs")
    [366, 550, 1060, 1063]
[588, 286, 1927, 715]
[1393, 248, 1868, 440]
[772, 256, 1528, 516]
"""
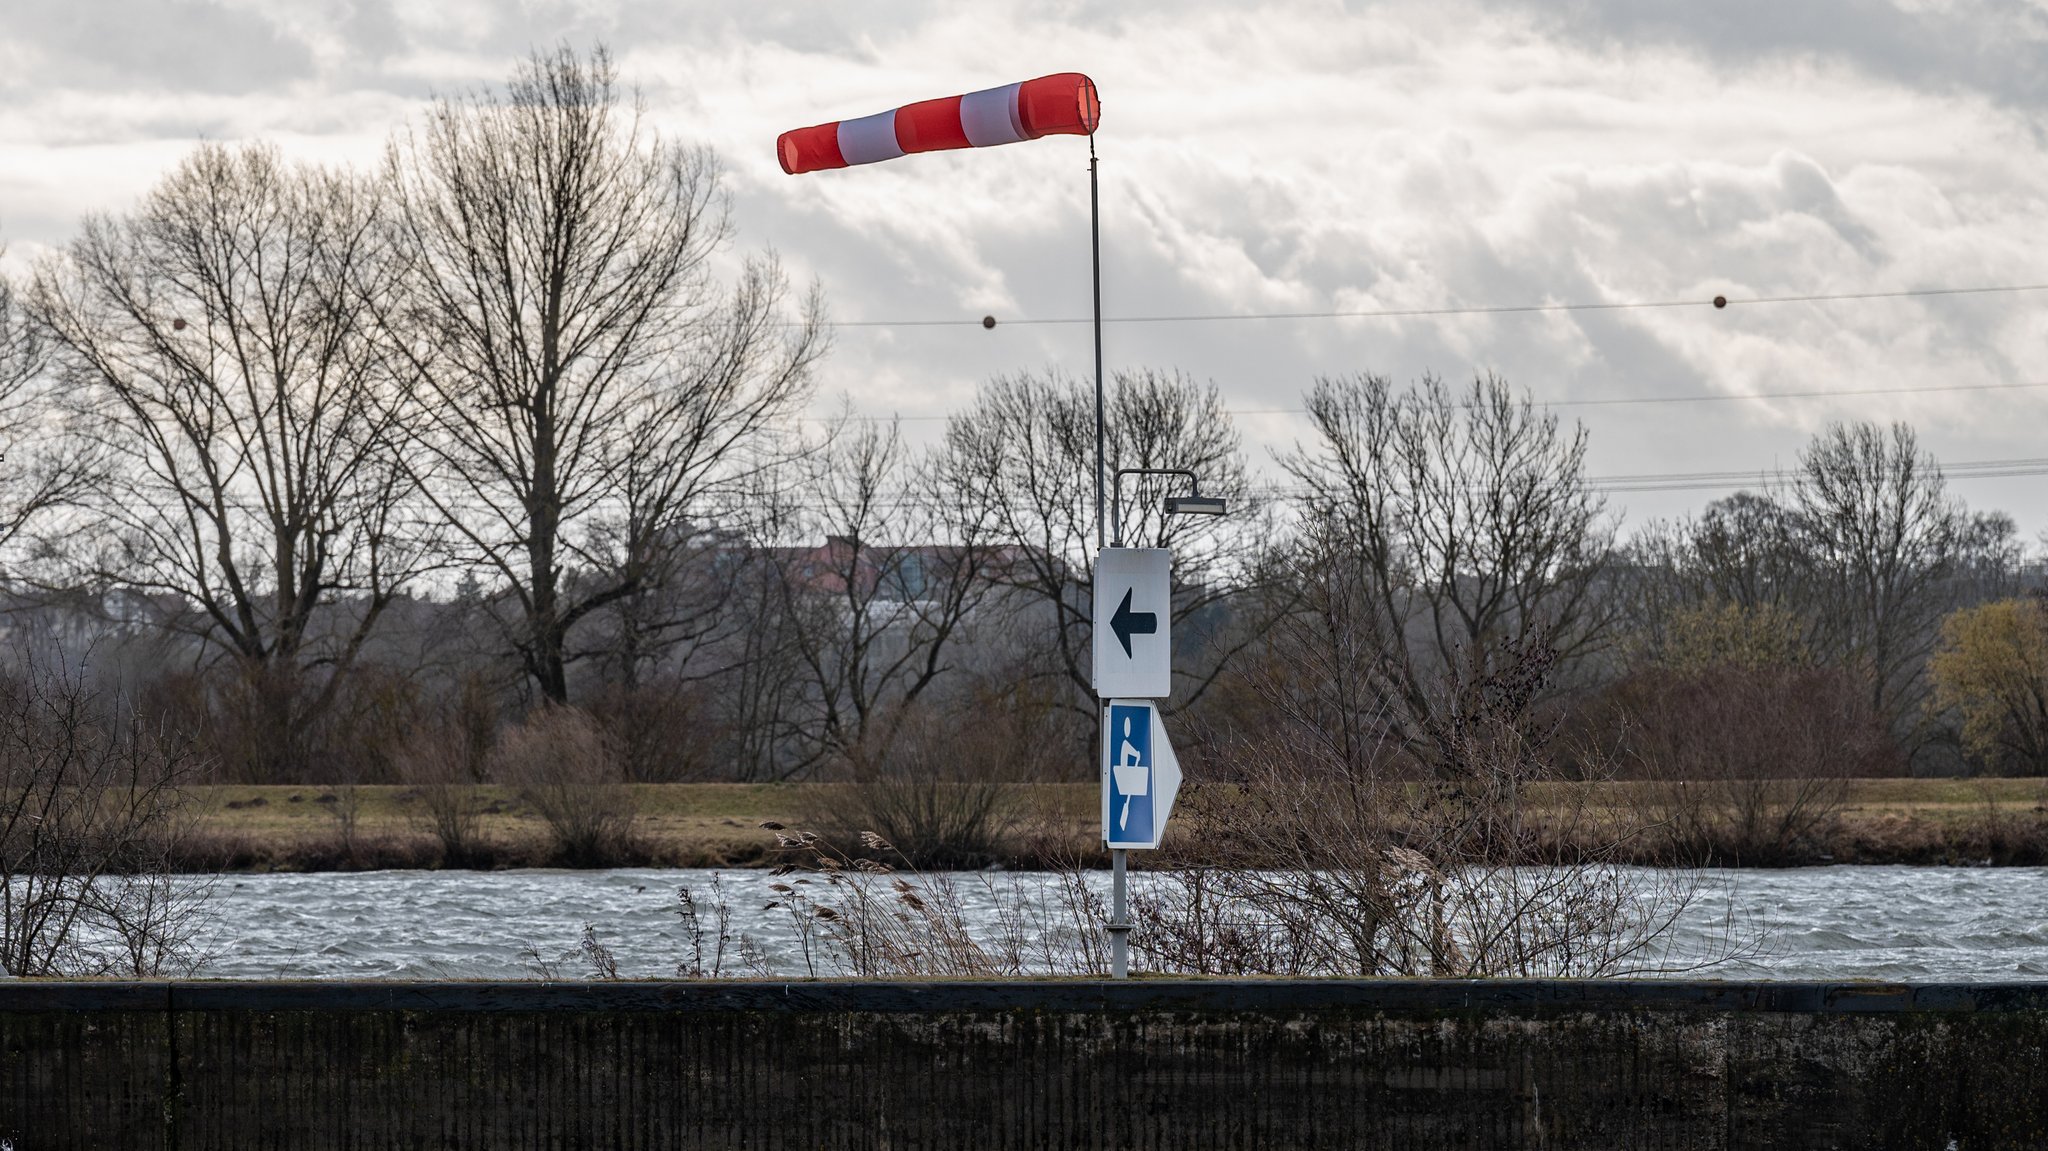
[396, 727, 489, 867]
[808, 705, 1040, 869]
[740, 617, 1733, 978]
[320, 774, 369, 867]
[1605, 663, 1898, 865]
[1156, 724, 1712, 977]
[1146, 614, 1731, 978]
[0, 661, 215, 976]
[492, 707, 637, 866]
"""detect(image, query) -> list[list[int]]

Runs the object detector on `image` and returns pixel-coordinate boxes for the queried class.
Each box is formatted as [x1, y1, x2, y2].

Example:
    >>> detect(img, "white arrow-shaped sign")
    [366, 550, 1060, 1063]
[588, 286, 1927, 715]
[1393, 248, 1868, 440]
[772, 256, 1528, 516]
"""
[1101, 699, 1182, 850]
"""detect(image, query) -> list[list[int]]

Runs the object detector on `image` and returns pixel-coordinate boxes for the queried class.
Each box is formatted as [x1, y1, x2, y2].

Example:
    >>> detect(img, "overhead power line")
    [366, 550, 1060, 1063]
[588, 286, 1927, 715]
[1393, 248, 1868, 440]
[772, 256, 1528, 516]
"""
[813, 281, 2048, 330]
[814, 378, 2048, 424]
[495, 455, 2048, 518]
[1512, 379, 2048, 410]
[1586, 456, 2048, 494]
[1592, 457, 2048, 486]
[1247, 456, 2048, 499]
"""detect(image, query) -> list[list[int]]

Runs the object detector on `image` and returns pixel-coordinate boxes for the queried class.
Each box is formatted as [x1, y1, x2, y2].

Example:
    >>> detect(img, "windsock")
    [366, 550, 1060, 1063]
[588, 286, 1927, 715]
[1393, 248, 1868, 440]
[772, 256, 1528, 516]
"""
[778, 73, 1100, 175]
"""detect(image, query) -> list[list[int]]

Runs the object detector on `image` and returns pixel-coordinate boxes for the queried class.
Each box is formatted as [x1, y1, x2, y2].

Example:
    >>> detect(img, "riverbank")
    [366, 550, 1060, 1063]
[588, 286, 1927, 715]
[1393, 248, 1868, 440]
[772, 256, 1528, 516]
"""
[174, 778, 2048, 871]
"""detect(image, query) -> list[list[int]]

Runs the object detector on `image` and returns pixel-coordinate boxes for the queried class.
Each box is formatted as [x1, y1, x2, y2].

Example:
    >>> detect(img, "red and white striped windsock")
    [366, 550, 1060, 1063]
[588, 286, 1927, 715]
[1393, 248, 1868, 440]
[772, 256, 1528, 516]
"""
[777, 73, 1100, 175]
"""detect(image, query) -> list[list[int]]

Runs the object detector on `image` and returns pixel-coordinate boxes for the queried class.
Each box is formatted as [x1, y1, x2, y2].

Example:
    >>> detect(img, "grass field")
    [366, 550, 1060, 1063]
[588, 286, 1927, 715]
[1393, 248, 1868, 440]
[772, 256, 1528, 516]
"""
[173, 777, 2048, 872]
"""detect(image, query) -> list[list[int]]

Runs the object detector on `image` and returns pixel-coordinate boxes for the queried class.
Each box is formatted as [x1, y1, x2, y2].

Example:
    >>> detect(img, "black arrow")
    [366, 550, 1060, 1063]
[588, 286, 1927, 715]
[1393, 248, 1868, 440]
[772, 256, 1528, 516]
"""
[1110, 587, 1158, 659]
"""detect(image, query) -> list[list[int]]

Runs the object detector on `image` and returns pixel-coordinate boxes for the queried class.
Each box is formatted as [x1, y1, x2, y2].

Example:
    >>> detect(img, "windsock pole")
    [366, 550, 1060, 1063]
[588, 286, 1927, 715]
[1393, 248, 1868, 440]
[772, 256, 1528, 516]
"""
[1092, 136, 1106, 557]
[776, 71, 1127, 976]
[1091, 133, 1130, 981]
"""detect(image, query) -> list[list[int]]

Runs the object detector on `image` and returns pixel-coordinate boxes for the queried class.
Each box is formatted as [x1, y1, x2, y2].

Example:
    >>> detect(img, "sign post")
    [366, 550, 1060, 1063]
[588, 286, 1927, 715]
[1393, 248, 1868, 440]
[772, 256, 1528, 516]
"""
[1093, 547, 1179, 978]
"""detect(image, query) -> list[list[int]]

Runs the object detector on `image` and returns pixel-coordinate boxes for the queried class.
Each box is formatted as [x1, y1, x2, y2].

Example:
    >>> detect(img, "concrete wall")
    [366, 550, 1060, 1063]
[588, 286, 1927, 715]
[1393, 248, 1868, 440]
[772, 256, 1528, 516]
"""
[2, 979, 2045, 1149]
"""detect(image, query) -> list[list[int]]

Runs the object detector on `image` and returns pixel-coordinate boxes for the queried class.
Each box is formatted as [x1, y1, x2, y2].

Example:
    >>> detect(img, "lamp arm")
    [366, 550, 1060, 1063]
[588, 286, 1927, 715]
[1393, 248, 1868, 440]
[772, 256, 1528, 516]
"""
[1109, 468, 1202, 548]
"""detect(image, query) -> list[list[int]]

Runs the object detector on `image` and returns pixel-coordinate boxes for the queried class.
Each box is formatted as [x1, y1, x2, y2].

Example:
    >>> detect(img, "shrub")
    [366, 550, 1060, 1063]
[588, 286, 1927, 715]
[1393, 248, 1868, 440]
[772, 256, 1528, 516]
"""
[1602, 663, 1899, 864]
[396, 727, 488, 868]
[492, 706, 637, 866]
[809, 706, 1029, 868]
[0, 660, 214, 975]
[1151, 633, 1724, 979]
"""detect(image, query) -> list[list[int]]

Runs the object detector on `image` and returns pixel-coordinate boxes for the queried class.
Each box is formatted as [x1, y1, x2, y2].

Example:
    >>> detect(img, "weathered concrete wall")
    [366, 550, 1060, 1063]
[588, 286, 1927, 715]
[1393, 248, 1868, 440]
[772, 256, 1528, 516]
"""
[1, 980, 2045, 1149]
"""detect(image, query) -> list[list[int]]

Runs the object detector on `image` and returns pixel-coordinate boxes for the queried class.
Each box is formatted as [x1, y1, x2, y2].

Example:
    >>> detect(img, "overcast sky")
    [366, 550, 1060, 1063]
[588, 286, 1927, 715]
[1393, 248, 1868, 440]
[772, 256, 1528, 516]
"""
[5, 0, 2048, 534]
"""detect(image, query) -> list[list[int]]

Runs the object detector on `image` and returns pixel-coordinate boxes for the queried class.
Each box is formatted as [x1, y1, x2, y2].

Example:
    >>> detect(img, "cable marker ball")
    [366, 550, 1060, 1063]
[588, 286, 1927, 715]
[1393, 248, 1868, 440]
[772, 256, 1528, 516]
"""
[981, 315, 997, 329]
[1712, 296, 1727, 309]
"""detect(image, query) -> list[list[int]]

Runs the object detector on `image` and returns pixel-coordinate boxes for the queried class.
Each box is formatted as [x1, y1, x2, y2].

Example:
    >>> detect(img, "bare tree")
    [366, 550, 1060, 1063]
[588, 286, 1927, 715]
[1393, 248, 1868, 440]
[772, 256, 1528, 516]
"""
[0, 259, 95, 556]
[0, 266, 35, 401]
[765, 416, 1004, 769]
[705, 550, 815, 781]
[937, 368, 1263, 711]
[584, 530, 743, 692]
[1793, 421, 1965, 739]
[385, 44, 824, 704]
[1616, 493, 1825, 673]
[1650, 492, 1818, 614]
[1280, 373, 1613, 768]
[1953, 509, 2025, 603]
[1619, 425, 2015, 773]
[576, 525, 770, 781]
[29, 142, 428, 780]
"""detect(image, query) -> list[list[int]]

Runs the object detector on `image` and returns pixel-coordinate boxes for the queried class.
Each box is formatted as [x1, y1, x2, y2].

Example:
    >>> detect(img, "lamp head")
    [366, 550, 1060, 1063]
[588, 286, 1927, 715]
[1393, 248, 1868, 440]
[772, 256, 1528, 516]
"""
[1164, 495, 1227, 517]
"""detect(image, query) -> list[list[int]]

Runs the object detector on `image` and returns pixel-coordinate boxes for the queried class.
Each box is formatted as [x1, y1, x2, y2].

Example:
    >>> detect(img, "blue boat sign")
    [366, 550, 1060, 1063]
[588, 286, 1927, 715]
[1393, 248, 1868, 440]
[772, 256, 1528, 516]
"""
[1102, 700, 1181, 850]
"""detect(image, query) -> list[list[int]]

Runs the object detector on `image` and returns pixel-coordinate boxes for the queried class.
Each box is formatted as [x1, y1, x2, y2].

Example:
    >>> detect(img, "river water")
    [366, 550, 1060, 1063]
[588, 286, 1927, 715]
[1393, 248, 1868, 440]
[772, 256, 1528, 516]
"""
[190, 865, 2048, 982]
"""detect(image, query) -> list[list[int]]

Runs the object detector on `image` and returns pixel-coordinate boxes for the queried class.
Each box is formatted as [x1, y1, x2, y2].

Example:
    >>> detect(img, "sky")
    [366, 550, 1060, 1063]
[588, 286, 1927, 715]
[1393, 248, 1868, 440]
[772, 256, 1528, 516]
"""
[4, 0, 2048, 535]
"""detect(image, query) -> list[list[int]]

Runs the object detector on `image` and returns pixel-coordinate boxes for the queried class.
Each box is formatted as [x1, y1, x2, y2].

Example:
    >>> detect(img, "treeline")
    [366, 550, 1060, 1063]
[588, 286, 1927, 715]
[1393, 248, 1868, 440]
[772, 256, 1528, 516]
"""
[0, 46, 2040, 796]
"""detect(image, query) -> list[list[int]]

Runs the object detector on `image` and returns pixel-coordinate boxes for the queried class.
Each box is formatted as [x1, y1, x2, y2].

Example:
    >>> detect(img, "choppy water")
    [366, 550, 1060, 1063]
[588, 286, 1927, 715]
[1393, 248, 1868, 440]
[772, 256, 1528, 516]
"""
[189, 865, 2048, 982]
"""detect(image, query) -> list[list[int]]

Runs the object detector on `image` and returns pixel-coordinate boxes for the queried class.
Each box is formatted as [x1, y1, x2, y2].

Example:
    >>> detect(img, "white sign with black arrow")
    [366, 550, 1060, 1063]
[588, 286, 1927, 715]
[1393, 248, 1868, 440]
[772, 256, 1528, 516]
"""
[1092, 547, 1171, 699]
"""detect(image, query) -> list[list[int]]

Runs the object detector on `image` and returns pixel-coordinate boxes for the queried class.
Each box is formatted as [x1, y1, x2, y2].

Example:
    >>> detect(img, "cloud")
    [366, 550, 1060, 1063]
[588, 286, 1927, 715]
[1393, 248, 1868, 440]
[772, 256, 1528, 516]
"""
[5, 0, 314, 95]
[1522, 0, 2048, 114]
[5, 0, 2048, 529]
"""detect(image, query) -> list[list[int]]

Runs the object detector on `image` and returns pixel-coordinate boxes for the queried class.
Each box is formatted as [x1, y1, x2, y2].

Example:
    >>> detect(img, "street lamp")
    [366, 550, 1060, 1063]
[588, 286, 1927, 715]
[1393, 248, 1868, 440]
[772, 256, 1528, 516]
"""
[1110, 468, 1228, 548]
